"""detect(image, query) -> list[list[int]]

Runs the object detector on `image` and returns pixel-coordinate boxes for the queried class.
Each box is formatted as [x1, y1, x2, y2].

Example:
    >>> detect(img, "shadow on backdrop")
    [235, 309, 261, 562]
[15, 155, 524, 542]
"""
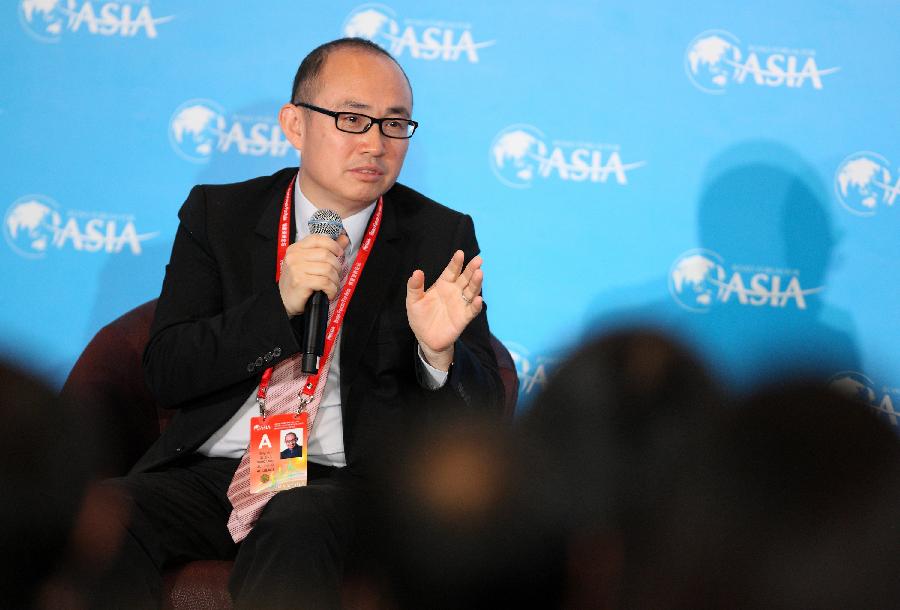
[587, 140, 859, 392]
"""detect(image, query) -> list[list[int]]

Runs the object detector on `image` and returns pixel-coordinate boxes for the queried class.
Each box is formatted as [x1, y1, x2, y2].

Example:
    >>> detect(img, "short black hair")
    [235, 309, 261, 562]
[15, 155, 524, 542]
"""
[290, 37, 412, 105]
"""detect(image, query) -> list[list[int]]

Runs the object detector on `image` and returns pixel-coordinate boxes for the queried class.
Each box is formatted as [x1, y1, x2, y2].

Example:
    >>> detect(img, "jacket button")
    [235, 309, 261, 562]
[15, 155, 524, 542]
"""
[273, 347, 282, 357]
[264, 351, 273, 362]
[175, 446, 183, 453]
[247, 363, 255, 373]
[255, 357, 263, 367]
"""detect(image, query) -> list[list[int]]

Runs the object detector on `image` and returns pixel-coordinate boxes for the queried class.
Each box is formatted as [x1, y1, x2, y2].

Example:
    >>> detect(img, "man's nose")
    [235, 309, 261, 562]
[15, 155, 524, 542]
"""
[359, 123, 387, 155]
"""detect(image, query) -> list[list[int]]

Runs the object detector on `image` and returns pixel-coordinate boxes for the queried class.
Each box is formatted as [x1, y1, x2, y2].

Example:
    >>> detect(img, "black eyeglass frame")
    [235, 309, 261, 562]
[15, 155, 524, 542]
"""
[294, 102, 418, 139]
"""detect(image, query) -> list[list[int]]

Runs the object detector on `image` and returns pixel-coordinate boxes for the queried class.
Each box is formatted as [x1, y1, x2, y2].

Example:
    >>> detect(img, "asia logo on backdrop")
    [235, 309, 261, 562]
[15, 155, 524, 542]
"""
[490, 124, 645, 189]
[829, 371, 900, 428]
[342, 3, 494, 62]
[169, 99, 292, 164]
[668, 248, 823, 313]
[685, 29, 839, 94]
[503, 340, 558, 401]
[4, 194, 157, 259]
[18, 0, 173, 43]
[833, 151, 900, 217]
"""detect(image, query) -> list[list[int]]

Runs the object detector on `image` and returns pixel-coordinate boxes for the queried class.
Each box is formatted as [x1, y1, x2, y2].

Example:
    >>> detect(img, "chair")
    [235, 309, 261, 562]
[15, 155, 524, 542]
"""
[61, 298, 519, 610]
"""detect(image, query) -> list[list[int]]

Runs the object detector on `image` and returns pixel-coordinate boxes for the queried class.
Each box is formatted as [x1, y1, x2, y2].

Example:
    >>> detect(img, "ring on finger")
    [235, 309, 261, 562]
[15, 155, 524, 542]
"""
[461, 291, 472, 304]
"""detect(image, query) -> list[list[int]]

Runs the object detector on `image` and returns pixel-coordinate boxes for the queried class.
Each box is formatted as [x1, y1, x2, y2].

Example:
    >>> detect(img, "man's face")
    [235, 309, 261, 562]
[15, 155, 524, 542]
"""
[288, 48, 413, 217]
[285, 433, 298, 448]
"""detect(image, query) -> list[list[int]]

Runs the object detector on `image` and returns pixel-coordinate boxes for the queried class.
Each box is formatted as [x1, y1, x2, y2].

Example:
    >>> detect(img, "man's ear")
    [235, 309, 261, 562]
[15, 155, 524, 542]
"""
[279, 103, 304, 151]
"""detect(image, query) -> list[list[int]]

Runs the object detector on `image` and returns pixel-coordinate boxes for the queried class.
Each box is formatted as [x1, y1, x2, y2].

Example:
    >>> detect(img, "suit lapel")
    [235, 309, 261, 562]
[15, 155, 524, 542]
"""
[339, 192, 402, 406]
[251, 169, 296, 296]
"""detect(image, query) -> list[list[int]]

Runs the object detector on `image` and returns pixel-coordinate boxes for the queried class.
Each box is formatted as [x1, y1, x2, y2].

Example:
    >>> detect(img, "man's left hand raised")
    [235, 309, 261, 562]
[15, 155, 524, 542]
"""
[406, 250, 484, 372]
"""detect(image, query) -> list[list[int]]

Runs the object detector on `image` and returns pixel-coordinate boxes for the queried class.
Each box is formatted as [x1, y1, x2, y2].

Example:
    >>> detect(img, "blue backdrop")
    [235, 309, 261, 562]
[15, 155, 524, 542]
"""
[2, 0, 899, 425]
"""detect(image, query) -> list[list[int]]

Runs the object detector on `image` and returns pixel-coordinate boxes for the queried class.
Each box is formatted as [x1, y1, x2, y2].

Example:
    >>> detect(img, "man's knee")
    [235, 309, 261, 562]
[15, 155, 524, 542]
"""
[250, 483, 356, 548]
[230, 484, 358, 609]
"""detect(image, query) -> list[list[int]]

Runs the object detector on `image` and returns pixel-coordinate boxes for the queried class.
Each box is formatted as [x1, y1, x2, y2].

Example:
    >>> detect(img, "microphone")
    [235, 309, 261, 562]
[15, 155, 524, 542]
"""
[301, 209, 344, 374]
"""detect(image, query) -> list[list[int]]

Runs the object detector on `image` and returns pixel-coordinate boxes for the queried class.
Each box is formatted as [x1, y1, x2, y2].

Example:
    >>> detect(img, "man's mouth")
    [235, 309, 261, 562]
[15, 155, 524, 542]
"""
[351, 166, 384, 175]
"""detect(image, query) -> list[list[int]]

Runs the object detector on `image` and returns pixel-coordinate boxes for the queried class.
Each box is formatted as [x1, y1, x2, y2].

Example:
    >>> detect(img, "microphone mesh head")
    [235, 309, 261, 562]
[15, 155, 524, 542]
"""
[308, 209, 343, 240]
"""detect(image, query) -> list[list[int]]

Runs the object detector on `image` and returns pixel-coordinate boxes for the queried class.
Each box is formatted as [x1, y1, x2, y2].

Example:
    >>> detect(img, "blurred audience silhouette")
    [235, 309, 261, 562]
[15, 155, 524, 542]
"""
[5, 327, 899, 610]
[521, 329, 726, 608]
[362, 330, 899, 610]
[356, 407, 566, 609]
[0, 361, 94, 609]
[632, 381, 900, 610]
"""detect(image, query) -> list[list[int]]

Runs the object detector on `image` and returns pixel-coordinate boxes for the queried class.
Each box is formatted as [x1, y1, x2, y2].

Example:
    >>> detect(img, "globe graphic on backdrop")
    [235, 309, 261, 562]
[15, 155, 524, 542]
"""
[343, 7, 399, 50]
[5, 198, 62, 258]
[169, 102, 226, 163]
[490, 128, 548, 188]
[686, 32, 742, 93]
[669, 252, 726, 312]
[829, 372, 877, 405]
[19, 0, 68, 41]
[835, 154, 892, 216]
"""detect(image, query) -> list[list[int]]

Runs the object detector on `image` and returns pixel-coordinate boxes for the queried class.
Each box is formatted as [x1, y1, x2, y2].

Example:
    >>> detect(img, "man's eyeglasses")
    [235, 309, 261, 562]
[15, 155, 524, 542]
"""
[294, 102, 418, 139]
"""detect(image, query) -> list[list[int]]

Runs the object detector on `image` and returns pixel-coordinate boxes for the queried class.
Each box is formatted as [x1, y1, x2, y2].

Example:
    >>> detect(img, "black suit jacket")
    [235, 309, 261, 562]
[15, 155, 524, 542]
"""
[136, 168, 502, 474]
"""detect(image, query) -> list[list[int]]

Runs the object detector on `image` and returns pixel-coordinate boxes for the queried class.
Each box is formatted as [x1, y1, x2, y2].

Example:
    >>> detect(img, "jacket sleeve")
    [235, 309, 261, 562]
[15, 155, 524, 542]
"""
[142, 185, 300, 409]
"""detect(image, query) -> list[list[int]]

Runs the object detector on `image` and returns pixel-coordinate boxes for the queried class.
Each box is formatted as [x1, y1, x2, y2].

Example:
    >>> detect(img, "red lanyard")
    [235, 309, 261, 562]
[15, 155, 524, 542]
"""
[257, 172, 383, 412]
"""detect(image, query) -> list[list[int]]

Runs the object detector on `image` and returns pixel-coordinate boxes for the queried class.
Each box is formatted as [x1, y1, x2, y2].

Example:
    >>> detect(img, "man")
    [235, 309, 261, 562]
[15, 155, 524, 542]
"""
[280, 432, 302, 459]
[95, 38, 503, 609]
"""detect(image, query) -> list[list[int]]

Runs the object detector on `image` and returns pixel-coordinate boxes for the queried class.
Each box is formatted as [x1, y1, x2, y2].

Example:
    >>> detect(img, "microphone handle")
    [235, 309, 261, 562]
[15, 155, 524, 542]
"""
[301, 290, 329, 374]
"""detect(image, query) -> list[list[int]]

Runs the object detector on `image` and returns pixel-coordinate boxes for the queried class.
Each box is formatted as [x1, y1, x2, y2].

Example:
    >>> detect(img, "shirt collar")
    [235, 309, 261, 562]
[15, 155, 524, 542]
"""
[294, 174, 377, 258]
